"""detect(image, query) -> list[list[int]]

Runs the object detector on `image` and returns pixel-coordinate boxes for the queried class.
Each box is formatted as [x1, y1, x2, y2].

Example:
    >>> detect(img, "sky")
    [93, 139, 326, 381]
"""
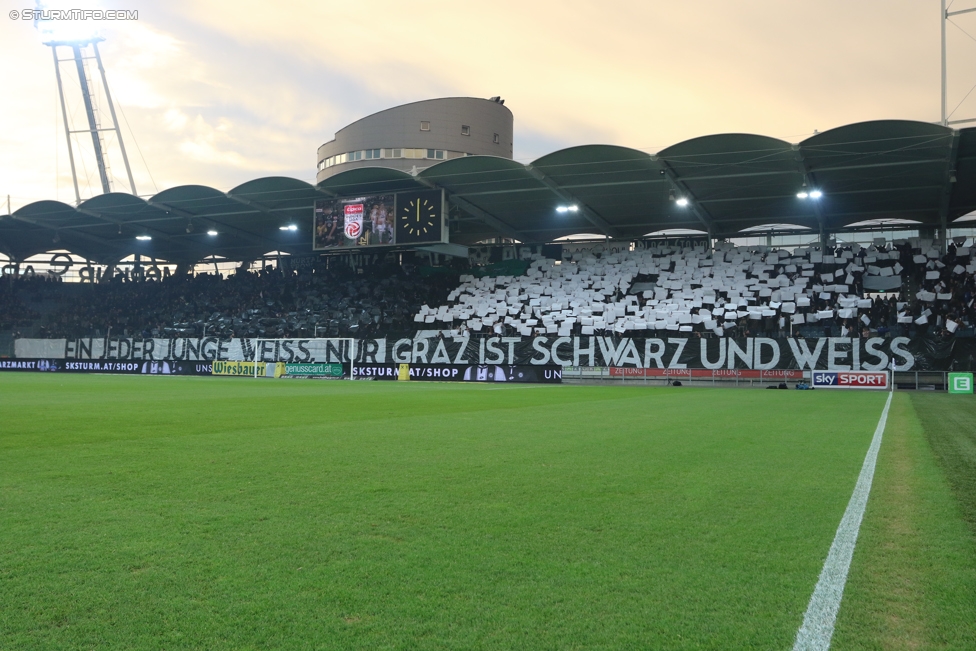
[2, 0, 976, 212]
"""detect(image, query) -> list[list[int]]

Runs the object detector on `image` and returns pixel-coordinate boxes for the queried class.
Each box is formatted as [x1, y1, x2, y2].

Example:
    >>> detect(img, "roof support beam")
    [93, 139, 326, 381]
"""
[224, 192, 280, 222]
[652, 158, 715, 238]
[147, 199, 287, 252]
[678, 158, 951, 183]
[4, 212, 128, 258]
[524, 164, 623, 239]
[76, 207, 226, 262]
[442, 156, 951, 198]
[793, 144, 828, 247]
[697, 183, 945, 204]
[938, 130, 960, 252]
[413, 177, 525, 242]
[448, 194, 524, 242]
[225, 191, 326, 253]
[75, 207, 176, 245]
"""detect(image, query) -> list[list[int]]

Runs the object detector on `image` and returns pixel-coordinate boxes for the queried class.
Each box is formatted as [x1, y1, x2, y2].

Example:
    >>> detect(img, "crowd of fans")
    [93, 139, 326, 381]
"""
[1, 238, 974, 342]
[414, 238, 976, 339]
[2, 261, 457, 340]
[0, 276, 43, 333]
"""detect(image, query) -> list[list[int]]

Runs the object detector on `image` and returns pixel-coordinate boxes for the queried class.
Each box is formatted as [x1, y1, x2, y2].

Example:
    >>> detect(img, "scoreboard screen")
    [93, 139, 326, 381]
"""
[313, 190, 445, 250]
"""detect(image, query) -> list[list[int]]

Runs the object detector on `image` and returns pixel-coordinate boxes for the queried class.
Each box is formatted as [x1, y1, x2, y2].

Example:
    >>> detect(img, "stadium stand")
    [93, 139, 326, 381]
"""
[2, 238, 974, 342]
[414, 238, 976, 339]
[1, 262, 457, 340]
[0, 277, 43, 332]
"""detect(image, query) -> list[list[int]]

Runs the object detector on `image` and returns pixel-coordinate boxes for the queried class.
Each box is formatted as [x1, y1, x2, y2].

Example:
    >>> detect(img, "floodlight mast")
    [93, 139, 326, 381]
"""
[93, 41, 137, 196]
[45, 37, 137, 203]
[941, 1, 976, 126]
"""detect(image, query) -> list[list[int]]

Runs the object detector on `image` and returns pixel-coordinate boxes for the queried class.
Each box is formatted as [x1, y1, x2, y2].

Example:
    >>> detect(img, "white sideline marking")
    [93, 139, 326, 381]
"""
[792, 391, 893, 651]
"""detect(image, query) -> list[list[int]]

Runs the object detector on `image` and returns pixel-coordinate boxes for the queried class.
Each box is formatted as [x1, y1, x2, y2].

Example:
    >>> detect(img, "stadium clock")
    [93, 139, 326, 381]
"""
[395, 190, 444, 244]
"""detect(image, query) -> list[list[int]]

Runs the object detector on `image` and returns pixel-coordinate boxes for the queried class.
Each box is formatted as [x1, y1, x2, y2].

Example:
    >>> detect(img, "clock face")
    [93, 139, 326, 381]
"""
[395, 190, 443, 244]
[400, 197, 438, 236]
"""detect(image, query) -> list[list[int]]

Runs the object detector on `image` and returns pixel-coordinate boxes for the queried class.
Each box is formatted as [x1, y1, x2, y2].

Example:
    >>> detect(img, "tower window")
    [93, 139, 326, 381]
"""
[461, 125, 471, 136]
[493, 133, 500, 144]
[420, 121, 430, 131]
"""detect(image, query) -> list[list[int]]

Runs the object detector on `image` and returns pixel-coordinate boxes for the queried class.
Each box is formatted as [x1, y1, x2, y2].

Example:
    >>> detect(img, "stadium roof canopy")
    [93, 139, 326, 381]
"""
[3, 119, 976, 265]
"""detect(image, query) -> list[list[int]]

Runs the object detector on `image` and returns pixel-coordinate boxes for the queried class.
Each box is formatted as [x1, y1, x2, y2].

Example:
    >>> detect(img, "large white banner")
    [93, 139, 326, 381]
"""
[12, 335, 922, 371]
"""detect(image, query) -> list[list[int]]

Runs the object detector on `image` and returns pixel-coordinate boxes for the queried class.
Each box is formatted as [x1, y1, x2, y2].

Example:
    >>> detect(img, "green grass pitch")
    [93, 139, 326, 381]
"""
[1, 375, 974, 650]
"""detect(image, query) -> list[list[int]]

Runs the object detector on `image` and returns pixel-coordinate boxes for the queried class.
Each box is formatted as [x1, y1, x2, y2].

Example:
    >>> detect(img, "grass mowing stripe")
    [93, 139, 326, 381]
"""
[0, 376, 886, 649]
[830, 393, 976, 650]
[793, 391, 892, 651]
[910, 393, 976, 536]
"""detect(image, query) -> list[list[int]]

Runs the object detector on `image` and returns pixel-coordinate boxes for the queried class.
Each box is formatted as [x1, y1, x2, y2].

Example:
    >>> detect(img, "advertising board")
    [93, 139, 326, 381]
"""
[313, 190, 445, 250]
[810, 370, 889, 389]
[949, 372, 974, 394]
[354, 364, 563, 383]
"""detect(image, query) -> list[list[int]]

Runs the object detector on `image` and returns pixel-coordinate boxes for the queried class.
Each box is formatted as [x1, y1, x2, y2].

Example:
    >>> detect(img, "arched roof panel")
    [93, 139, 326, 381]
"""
[658, 133, 795, 175]
[657, 133, 809, 229]
[530, 145, 670, 234]
[319, 167, 424, 197]
[420, 156, 577, 240]
[799, 120, 953, 228]
[3, 119, 976, 259]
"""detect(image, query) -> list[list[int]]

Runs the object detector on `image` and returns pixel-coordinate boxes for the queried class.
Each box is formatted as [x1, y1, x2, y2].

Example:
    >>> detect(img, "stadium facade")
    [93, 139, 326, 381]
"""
[315, 97, 514, 183]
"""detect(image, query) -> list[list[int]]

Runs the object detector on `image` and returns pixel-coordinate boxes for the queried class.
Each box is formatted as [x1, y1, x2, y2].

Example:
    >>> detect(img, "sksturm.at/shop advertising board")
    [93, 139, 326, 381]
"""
[810, 371, 889, 389]
[0, 359, 215, 375]
[354, 364, 563, 383]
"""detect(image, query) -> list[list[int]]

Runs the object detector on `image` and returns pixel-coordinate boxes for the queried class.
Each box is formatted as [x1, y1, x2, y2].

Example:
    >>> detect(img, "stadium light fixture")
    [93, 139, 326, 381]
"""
[279, 224, 298, 231]
[797, 191, 809, 199]
[556, 205, 578, 213]
[809, 190, 823, 199]
[207, 230, 218, 236]
[35, 2, 103, 44]
[135, 235, 151, 241]
[675, 197, 689, 207]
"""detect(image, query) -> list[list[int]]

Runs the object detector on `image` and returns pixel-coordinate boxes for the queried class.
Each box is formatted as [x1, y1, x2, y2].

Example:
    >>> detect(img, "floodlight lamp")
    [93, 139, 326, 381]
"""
[675, 197, 689, 207]
[135, 235, 151, 241]
[35, 1, 103, 45]
[207, 230, 218, 236]
[797, 191, 809, 199]
[809, 190, 823, 199]
[279, 224, 298, 231]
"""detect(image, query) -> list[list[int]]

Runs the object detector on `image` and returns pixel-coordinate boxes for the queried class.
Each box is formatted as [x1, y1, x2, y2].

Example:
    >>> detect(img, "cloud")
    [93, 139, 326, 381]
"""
[0, 0, 967, 213]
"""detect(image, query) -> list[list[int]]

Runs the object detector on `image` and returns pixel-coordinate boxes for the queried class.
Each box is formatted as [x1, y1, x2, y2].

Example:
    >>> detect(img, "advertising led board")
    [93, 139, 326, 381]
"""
[313, 190, 445, 250]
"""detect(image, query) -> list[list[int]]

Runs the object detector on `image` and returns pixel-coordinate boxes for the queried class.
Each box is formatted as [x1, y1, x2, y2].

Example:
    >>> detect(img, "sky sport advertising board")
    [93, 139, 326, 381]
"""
[810, 371, 889, 390]
[312, 190, 445, 250]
